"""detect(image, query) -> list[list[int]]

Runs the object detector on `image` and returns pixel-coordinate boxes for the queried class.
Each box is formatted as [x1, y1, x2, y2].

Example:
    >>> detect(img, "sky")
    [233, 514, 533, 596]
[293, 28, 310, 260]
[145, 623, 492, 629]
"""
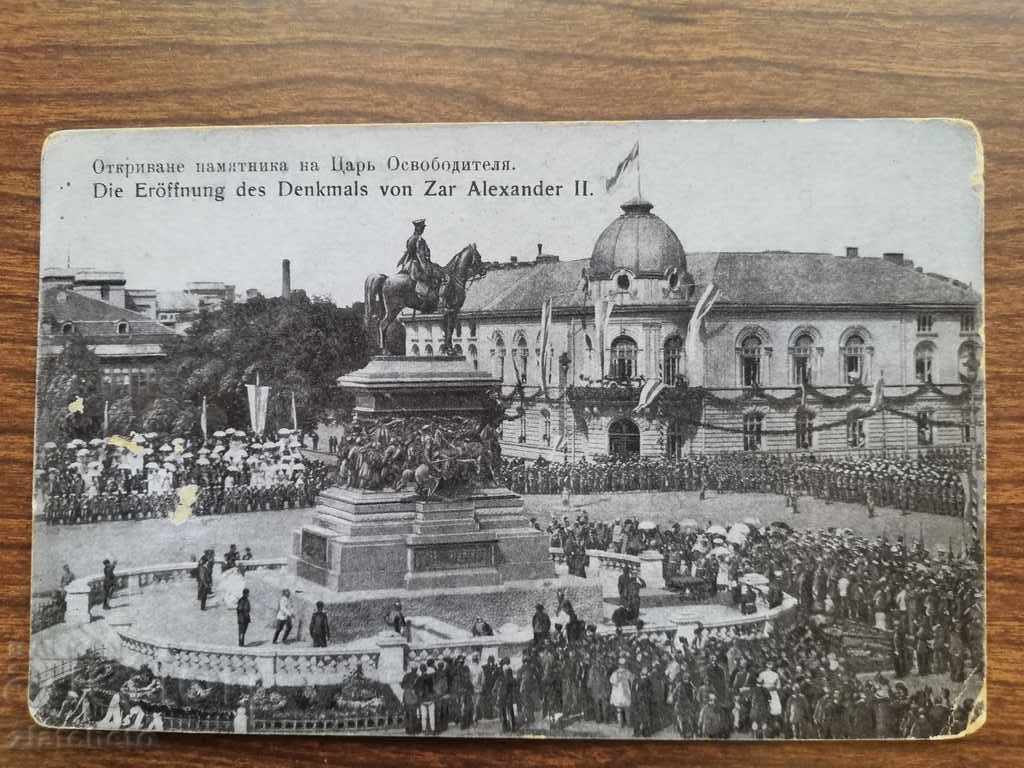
[40, 119, 984, 306]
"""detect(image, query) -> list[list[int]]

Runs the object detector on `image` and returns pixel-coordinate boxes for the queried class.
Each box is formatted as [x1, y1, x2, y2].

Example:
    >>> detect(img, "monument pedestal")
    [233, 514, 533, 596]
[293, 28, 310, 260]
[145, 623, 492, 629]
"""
[288, 356, 579, 636]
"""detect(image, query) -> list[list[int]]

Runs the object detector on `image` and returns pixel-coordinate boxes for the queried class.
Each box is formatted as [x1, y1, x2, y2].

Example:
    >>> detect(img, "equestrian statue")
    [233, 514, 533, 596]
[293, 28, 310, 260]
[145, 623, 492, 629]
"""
[364, 218, 487, 355]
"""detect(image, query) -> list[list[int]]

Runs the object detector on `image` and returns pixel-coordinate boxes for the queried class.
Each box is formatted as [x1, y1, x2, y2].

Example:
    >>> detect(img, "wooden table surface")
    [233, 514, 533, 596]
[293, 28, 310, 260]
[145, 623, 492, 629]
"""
[1, 1, 1021, 765]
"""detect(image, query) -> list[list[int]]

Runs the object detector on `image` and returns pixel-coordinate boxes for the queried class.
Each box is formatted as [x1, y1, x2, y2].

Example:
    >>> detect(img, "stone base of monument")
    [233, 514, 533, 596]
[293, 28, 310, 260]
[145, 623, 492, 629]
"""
[291, 486, 556, 592]
[249, 568, 604, 644]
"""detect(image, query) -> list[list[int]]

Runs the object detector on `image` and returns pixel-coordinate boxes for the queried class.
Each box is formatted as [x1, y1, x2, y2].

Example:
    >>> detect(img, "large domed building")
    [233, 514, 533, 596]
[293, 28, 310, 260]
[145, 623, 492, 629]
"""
[402, 198, 982, 460]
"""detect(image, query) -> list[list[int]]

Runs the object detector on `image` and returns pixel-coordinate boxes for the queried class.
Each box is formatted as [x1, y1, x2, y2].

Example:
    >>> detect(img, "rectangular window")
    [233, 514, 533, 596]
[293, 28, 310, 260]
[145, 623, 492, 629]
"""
[742, 356, 760, 387]
[917, 411, 934, 446]
[796, 412, 814, 449]
[917, 314, 934, 333]
[961, 410, 973, 443]
[960, 313, 976, 333]
[844, 352, 862, 384]
[742, 413, 763, 451]
[847, 417, 866, 448]
[915, 354, 932, 384]
[793, 355, 810, 385]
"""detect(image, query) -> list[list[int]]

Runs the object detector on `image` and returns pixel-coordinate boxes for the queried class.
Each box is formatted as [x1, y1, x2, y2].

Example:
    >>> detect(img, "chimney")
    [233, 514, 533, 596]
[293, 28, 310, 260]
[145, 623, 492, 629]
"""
[510, 256, 518, 265]
[281, 259, 291, 299]
[845, 246, 858, 258]
[537, 243, 543, 258]
[882, 252, 904, 266]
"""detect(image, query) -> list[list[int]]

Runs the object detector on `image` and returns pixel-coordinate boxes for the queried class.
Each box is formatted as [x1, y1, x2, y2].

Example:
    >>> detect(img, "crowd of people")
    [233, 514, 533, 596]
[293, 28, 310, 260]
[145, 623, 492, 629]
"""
[393, 519, 983, 738]
[39, 428, 331, 524]
[500, 448, 975, 518]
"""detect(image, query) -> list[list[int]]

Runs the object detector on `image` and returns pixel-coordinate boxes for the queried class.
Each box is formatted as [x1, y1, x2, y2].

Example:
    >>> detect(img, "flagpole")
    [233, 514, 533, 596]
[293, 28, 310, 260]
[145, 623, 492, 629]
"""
[636, 139, 642, 199]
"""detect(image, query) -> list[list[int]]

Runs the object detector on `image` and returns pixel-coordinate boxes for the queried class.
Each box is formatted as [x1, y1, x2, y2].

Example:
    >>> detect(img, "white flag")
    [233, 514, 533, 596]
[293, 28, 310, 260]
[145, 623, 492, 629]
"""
[595, 298, 617, 378]
[539, 298, 553, 394]
[684, 283, 720, 386]
[869, 373, 885, 411]
[633, 379, 667, 414]
[246, 384, 271, 436]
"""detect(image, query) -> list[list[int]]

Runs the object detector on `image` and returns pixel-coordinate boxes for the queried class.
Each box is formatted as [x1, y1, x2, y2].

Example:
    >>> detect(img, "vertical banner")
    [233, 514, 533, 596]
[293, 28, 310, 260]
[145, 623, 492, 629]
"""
[539, 298, 552, 396]
[291, 392, 298, 432]
[246, 384, 271, 436]
[200, 395, 208, 440]
[102, 399, 109, 436]
[684, 283, 720, 385]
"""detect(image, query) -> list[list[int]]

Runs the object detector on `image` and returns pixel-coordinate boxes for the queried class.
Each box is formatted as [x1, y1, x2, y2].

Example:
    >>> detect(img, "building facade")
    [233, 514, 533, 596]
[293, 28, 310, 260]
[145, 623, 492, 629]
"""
[402, 199, 983, 460]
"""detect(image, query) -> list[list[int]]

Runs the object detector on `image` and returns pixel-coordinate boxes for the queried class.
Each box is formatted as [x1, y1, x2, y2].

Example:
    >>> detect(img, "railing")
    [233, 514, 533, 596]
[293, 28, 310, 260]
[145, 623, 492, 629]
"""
[61, 557, 288, 625]
[117, 626, 380, 687]
[251, 710, 402, 733]
[161, 713, 233, 732]
[29, 657, 82, 689]
[549, 546, 639, 572]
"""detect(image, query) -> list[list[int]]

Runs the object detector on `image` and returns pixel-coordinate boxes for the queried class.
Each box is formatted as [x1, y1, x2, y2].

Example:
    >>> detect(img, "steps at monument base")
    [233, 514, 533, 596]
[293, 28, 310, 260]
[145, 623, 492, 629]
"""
[412, 519, 481, 536]
[404, 567, 502, 590]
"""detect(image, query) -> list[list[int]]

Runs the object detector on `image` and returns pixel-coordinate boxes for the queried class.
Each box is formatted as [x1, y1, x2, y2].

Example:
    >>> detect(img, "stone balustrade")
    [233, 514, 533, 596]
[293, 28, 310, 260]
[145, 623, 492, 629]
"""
[62, 557, 288, 624]
[117, 626, 380, 687]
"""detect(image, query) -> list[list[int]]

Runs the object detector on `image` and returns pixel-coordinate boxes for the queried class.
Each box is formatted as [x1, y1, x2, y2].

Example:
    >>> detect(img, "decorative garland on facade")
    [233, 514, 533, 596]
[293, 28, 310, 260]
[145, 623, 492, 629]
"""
[499, 379, 976, 425]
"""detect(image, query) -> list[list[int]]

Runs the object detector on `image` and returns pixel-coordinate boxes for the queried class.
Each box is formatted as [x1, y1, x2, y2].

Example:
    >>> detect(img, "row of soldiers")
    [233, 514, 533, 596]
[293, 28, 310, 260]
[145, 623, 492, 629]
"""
[500, 448, 974, 519]
[42, 478, 327, 525]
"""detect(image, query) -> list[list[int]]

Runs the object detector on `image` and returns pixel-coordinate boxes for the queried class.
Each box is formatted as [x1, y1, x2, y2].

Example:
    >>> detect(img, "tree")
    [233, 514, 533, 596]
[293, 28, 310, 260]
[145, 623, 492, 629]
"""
[161, 293, 368, 435]
[36, 336, 104, 445]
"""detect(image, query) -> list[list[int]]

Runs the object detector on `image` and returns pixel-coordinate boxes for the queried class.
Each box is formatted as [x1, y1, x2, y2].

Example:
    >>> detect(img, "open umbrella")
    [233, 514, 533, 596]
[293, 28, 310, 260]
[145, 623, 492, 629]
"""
[706, 524, 727, 536]
[43, 441, 57, 450]
[637, 520, 657, 531]
[145, 461, 159, 469]
[277, 428, 291, 436]
[770, 521, 793, 531]
[677, 519, 699, 529]
[742, 516, 762, 527]
[159, 443, 173, 452]
[710, 545, 730, 557]
[172, 437, 185, 445]
[726, 528, 748, 545]
[730, 522, 751, 535]
[213, 430, 226, 438]
[88, 438, 104, 446]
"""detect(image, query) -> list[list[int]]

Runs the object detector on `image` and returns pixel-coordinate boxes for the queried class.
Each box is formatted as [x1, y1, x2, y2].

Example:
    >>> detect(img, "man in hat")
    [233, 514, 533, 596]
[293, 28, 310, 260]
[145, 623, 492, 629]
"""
[309, 600, 330, 647]
[101, 558, 117, 610]
[397, 218, 435, 294]
[385, 600, 408, 637]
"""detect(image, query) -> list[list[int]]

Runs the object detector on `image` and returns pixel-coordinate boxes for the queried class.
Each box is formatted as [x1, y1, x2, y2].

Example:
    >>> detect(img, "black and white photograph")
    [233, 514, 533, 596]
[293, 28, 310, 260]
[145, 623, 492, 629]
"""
[28, 119, 985, 740]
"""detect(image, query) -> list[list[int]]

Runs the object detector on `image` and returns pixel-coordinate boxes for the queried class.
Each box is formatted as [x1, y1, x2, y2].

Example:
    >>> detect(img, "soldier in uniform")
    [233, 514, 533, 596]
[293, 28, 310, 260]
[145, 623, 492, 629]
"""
[397, 218, 436, 300]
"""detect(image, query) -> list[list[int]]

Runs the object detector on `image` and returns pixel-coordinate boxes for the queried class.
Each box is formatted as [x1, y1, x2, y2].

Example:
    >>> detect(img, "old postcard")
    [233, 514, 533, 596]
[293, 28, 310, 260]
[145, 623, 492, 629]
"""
[29, 119, 985, 739]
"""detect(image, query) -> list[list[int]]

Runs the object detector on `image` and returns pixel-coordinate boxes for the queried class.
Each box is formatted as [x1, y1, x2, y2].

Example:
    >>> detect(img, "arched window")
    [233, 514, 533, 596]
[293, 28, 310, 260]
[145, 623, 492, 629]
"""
[742, 412, 764, 451]
[610, 335, 637, 382]
[663, 336, 684, 384]
[917, 410, 934, 446]
[795, 409, 814, 449]
[846, 409, 867, 448]
[914, 341, 935, 383]
[493, 334, 506, 380]
[410, 343, 420, 356]
[740, 335, 762, 387]
[608, 418, 640, 456]
[455, 321, 463, 338]
[424, 343, 434, 356]
[791, 333, 815, 384]
[468, 343, 479, 371]
[958, 340, 981, 382]
[843, 334, 865, 384]
[116, 321, 129, 335]
[541, 408, 552, 445]
[666, 418, 687, 458]
[516, 335, 529, 383]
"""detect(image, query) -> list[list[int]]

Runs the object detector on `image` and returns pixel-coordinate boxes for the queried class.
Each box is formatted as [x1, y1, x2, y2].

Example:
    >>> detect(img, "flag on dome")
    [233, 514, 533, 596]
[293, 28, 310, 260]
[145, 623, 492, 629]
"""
[605, 141, 639, 192]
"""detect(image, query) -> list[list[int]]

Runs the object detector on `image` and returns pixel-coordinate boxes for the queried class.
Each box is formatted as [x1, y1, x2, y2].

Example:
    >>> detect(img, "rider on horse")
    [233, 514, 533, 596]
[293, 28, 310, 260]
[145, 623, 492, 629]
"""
[397, 218, 441, 302]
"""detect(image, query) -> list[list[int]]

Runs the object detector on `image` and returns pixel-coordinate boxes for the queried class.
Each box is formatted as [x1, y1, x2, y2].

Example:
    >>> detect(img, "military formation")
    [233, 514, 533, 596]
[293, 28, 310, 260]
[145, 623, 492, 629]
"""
[501, 448, 974, 518]
[39, 428, 330, 524]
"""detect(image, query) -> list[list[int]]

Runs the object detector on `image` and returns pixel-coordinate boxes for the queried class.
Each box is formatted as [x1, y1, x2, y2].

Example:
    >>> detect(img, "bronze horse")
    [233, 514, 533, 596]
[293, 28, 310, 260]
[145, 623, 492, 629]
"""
[364, 243, 486, 354]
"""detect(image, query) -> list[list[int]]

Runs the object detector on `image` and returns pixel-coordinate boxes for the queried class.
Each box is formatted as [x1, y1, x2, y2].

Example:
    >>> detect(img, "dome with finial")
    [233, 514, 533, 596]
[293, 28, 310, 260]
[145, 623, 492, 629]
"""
[589, 198, 688, 279]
